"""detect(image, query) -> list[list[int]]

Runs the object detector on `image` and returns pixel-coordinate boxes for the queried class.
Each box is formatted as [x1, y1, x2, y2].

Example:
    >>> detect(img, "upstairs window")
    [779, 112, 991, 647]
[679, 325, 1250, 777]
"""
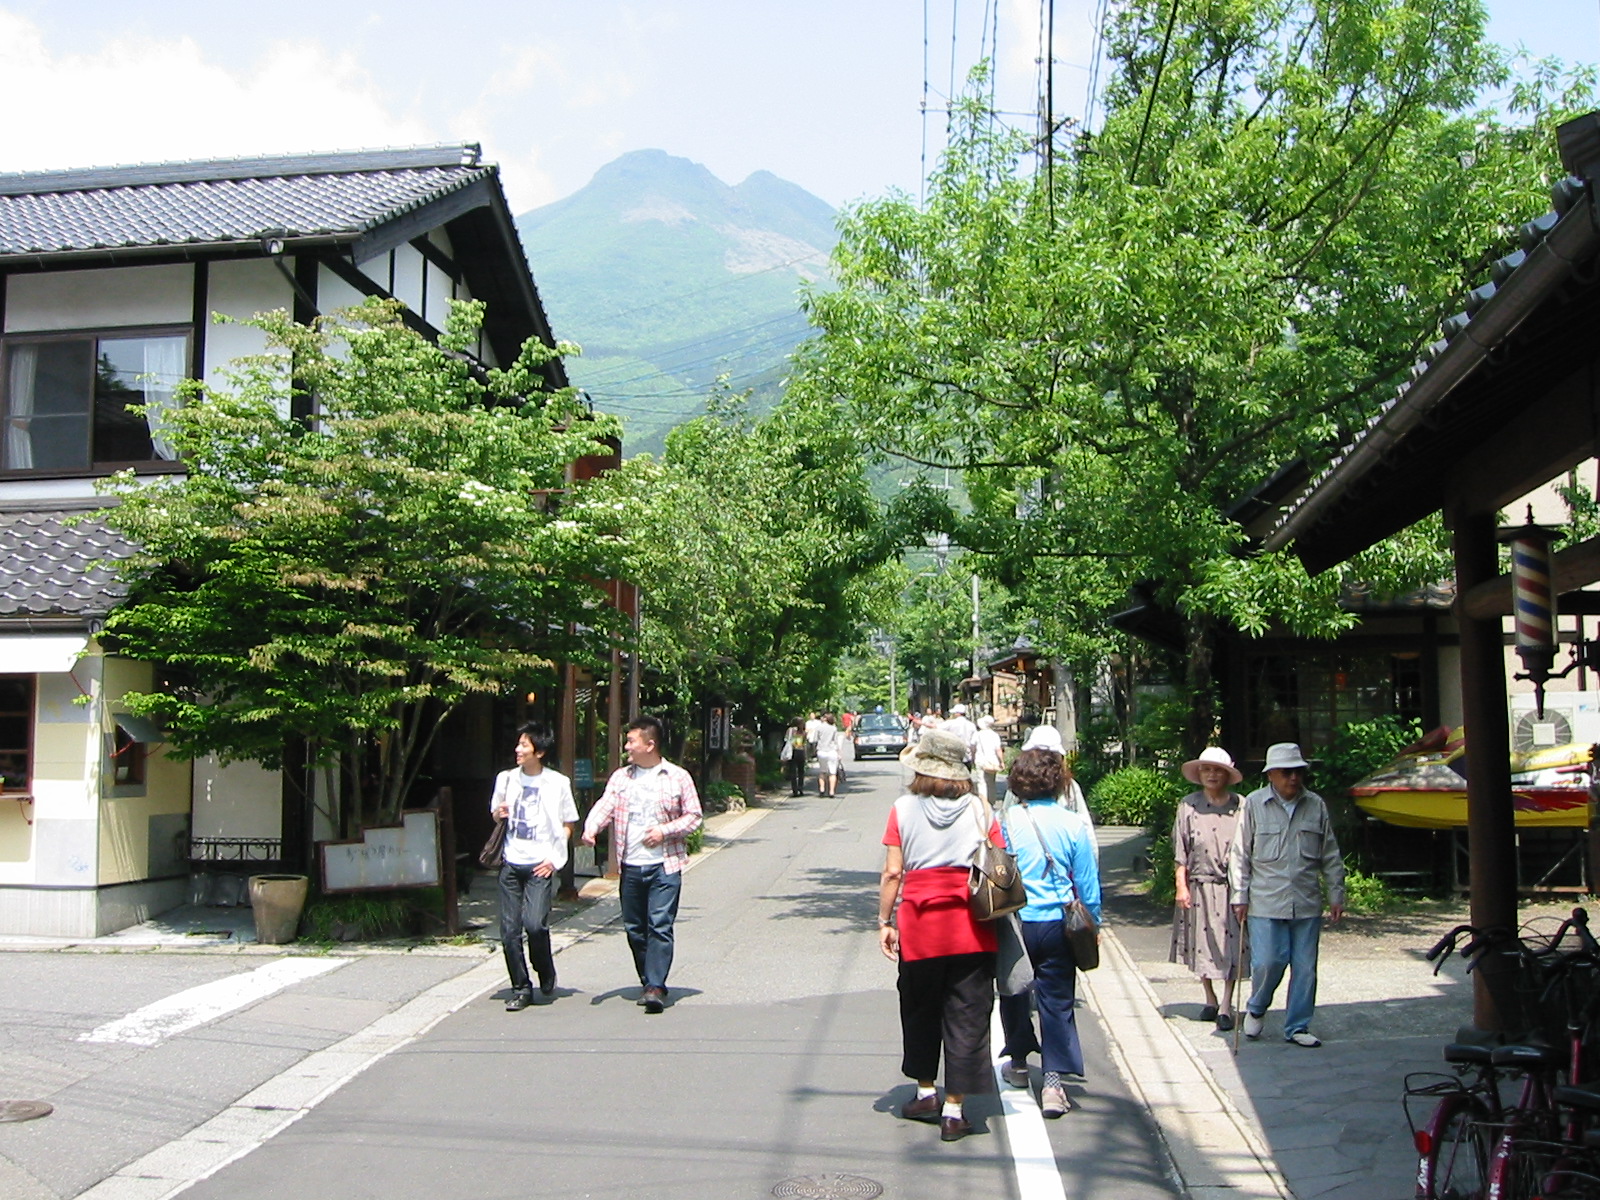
[0, 676, 32, 793]
[2, 329, 189, 472]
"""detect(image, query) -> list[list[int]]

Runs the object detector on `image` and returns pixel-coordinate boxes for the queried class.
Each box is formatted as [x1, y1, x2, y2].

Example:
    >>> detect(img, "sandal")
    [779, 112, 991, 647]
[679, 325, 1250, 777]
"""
[1198, 1005, 1218, 1022]
[1215, 1013, 1235, 1032]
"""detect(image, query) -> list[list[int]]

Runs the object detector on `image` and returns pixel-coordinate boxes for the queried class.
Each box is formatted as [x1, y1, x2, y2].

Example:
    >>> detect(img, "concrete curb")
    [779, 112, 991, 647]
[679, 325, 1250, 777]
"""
[1084, 925, 1293, 1200]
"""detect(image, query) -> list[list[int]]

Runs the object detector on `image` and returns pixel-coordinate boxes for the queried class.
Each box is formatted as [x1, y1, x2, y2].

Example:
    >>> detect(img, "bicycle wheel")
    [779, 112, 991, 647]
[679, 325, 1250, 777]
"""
[1430, 1101, 1491, 1200]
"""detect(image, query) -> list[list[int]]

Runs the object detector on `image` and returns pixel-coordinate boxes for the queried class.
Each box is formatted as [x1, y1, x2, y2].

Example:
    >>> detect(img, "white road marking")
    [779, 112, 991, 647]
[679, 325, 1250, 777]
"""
[79, 958, 348, 1047]
[992, 1008, 1068, 1200]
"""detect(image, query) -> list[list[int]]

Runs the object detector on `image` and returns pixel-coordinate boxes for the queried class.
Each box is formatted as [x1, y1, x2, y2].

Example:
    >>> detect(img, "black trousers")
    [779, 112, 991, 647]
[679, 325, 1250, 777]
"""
[787, 753, 807, 795]
[499, 863, 556, 994]
[897, 951, 998, 1095]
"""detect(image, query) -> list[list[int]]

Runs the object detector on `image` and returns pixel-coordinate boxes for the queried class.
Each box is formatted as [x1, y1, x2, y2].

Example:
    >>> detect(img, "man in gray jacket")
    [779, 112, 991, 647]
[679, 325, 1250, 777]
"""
[1229, 743, 1344, 1047]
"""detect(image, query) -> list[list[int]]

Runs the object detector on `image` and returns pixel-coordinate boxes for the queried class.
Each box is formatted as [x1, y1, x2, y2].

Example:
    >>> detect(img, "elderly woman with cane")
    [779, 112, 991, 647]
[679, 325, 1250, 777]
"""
[877, 728, 1004, 1143]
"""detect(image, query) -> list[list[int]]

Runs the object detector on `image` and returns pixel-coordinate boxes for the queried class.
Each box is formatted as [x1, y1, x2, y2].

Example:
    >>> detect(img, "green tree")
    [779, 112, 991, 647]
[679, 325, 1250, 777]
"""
[792, 0, 1592, 754]
[578, 390, 895, 732]
[101, 300, 624, 834]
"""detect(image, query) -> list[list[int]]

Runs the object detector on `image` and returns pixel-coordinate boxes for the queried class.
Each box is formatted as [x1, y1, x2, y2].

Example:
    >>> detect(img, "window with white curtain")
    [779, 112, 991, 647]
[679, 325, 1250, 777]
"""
[1, 329, 189, 472]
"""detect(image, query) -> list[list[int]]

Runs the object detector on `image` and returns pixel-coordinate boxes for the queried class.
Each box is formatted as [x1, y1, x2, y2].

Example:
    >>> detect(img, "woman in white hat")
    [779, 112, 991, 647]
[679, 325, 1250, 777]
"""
[1169, 746, 1247, 1030]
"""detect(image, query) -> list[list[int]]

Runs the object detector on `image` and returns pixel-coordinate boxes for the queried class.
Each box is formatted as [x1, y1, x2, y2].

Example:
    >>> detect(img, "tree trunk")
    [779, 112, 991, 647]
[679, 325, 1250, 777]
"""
[1183, 611, 1219, 759]
[1052, 660, 1078, 753]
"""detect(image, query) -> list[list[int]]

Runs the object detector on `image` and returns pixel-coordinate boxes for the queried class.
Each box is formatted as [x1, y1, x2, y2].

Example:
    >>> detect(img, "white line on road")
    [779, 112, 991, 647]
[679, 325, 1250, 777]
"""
[79, 957, 348, 1047]
[992, 1009, 1068, 1200]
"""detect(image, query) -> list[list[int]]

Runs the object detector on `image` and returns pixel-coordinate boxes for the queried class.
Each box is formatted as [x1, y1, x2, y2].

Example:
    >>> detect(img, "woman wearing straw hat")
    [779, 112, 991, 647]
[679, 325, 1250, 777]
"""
[877, 728, 1003, 1143]
[1169, 746, 1247, 1030]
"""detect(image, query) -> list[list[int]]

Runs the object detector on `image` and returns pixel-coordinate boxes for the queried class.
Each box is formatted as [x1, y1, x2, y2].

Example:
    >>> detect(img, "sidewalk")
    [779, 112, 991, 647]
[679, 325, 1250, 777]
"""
[1094, 825, 1475, 1200]
[0, 801, 772, 955]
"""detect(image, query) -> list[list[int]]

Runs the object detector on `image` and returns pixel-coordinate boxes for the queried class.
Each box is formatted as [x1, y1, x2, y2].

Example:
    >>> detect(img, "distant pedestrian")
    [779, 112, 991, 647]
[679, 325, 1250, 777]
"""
[943, 703, 977, 761]
[1169, 747, 1247, 1031]
[491, 721, 578, 1011]
[973, 714, 1003, 801]
[877, 728, 1002, 1143]
[815, 713, 843, 797]
[582, 716, 703, 1014]
[780, 719, 808, 797]
[1001, 748, 1101, 1117]
[1229, 743, 1344, 1047]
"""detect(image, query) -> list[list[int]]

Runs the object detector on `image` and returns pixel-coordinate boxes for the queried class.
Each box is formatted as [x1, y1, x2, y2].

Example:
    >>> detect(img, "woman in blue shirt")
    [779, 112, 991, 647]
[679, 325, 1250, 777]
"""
[1003, 748, 1102, 1117]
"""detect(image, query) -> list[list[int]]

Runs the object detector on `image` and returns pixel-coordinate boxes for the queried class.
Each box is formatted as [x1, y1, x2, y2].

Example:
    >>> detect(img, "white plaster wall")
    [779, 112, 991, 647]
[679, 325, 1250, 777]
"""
[1437, 644, 1464, 730]
[0, 477, 101, 504]
[317, 262, 368, 316]
[388, 242, 425, 314]
[5, 264, 193, 332]
[191, 756, 281, 839]
[205, 258, 289, 399]
[0, 659, 101, 887]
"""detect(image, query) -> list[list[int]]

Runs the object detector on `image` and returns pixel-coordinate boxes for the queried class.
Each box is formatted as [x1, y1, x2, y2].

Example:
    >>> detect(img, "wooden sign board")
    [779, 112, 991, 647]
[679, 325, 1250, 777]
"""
[318, 809, 440, 893]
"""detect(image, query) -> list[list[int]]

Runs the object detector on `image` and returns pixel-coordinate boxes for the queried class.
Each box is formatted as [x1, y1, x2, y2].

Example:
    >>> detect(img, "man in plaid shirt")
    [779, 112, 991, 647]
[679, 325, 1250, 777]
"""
[582, 716, 702, 1013]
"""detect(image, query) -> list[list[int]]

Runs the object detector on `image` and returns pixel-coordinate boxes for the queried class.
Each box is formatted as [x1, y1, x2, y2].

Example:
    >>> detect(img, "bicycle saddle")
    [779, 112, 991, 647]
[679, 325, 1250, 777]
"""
[1555, 1084, 1600, 1112]
[1443, 1043, 1494, 1066]
[1490, 1043, 1563, 1068]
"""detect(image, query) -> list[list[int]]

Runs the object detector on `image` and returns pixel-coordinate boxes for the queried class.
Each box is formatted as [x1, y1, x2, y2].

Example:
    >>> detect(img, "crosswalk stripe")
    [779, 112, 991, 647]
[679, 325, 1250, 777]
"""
[79, 957, 348, 1047]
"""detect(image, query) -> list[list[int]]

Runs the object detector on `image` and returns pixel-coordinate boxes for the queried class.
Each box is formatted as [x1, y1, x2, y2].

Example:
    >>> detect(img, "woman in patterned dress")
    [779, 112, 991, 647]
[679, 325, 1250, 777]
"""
[1169, 746, 1247, 1031]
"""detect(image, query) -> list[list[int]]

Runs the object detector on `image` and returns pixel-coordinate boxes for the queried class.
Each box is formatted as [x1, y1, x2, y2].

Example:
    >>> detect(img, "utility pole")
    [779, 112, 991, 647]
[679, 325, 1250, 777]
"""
[970, 574, 981, 682]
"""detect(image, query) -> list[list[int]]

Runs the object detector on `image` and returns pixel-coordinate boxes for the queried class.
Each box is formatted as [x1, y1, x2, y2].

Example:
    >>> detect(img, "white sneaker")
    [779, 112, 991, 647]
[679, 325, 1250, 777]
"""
[1287, 1031, 1321, 1048]
[1243, 1013, 1264, 1040]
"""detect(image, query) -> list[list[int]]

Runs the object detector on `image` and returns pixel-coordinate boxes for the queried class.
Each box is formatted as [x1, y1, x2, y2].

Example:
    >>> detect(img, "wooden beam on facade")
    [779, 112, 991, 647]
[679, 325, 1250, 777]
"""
[1461, 534, 1600, 618]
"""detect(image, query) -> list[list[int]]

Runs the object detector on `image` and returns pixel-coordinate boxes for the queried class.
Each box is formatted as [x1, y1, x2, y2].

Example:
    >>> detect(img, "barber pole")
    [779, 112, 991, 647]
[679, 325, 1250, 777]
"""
[1501, 508, 1561, 717]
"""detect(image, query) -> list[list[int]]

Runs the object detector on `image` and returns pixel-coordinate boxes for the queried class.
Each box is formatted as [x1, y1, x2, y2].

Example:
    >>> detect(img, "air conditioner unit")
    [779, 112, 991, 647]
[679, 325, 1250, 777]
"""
[1512, 706, 1574, 752]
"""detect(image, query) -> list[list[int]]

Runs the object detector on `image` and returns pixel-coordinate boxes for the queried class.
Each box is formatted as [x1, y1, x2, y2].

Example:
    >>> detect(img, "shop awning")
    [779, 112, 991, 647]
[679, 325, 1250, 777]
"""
[0, 634, 89, 673]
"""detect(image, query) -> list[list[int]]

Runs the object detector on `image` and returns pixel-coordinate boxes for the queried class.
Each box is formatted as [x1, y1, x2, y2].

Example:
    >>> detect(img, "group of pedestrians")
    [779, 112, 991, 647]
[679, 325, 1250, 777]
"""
[781, 711, 851, 797]
[493, 715, 701, 1016]
[1167, 741, 1345, 1048]
[877, 724, 1100, 1141]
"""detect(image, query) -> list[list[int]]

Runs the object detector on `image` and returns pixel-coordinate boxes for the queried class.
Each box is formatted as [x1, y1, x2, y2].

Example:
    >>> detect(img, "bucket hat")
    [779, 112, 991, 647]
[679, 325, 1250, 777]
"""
[1263, 742, 1311, 772]
[904, 729, 974, 782]
[1020, 725, 1064, 754]
[950, 703, 969, 715]
[1181, 746, 1243, 786]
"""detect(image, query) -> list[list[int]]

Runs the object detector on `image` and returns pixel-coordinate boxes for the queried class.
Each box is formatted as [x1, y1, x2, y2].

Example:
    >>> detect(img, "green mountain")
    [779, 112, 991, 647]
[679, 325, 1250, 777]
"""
[516, 150, 838, 454]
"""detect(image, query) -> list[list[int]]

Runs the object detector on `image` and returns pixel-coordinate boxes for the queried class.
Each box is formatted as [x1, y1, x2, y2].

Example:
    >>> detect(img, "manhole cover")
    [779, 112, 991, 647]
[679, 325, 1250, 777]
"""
[0, 1101, 53, 1123]
[772, 1174, 883, 1199]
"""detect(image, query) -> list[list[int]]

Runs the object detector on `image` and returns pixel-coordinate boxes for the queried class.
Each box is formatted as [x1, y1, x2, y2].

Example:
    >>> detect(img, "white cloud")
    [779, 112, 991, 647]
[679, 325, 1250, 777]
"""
[0, 11, 434, 173]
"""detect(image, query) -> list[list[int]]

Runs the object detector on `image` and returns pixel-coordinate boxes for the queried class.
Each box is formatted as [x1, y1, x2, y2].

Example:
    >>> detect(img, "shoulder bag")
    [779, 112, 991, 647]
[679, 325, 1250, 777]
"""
[479, 815, 508, 869]
[968, 797, 1027, 921]
[1014, 804, 1099, 970]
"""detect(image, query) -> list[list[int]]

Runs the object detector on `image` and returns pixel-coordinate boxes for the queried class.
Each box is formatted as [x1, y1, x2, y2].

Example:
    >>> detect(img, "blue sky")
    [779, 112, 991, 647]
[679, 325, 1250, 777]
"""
[0, 2, 1594, 212]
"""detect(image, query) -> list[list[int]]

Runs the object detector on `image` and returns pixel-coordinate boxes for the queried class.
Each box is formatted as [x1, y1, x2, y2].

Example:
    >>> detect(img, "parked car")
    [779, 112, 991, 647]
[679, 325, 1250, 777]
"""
[852, 713, 908, 757]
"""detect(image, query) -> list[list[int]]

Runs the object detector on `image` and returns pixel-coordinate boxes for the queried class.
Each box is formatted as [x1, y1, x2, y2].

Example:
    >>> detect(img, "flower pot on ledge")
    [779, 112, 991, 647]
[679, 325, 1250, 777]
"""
[249, 874, 309, 945]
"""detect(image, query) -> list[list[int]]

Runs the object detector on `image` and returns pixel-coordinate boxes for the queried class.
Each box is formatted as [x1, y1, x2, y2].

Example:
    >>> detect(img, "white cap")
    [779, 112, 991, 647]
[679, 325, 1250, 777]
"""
[951, 703, 968, 715]
[1020, 726, 1064, 753]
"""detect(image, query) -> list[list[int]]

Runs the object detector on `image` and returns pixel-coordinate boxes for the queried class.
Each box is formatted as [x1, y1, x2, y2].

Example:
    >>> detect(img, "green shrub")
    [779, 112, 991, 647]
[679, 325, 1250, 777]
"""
[1087, 766, 1180, 827]
[702, 779, 745, 813]
[754, 746, 783, 789]
[686, 825, 706, 855]
[1317, 715, 1424, 869]
[301, 893, 411, 942]
[1342, 862, 1403, 914]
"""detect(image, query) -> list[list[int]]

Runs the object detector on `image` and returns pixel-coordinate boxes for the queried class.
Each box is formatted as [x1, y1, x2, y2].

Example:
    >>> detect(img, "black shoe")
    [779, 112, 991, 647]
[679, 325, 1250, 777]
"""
[505, 990, 533, 1012]
[642, 987, 666, 1014]
[1215, 1013, 1235, 1032]
[538, 969, 557, 997]
[1198, 1005, 1218, 1022]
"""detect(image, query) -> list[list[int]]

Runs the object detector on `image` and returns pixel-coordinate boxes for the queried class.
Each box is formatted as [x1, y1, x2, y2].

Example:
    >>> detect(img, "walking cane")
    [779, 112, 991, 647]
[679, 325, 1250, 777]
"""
[1230, 906, 1247, 1057]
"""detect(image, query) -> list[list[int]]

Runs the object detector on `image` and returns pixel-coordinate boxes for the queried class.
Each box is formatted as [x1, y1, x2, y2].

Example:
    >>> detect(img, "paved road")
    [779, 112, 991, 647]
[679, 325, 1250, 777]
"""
[2, 757, 1180, 1199]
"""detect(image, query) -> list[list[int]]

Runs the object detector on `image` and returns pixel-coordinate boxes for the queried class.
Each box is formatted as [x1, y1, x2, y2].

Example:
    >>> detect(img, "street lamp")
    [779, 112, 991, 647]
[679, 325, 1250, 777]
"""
[870, 630, 898, 713]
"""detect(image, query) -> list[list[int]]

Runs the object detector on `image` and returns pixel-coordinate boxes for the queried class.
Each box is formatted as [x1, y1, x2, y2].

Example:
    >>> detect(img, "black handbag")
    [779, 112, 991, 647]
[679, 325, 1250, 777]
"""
[1014, 805, 1099, 970]
[479, 816, 508, 869]
[968, 798, 1027, 921]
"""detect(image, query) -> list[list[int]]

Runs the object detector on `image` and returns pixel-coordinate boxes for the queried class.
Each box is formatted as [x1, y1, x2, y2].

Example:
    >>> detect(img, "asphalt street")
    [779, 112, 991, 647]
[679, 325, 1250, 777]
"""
[2, 756, 1179, 1199]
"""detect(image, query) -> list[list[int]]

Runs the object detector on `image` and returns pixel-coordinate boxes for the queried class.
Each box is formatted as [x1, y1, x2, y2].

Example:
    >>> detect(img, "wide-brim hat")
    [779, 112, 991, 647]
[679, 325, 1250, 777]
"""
[1182, 746, 1242, 785]
[1263, 742, 1311, 771]
[1020, 725, 1064, 754]
[904, 729, 973, 782]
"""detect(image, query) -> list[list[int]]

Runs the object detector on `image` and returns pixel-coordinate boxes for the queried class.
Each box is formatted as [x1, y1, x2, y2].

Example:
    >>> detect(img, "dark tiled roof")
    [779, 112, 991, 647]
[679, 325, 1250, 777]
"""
[0, 146, 491, 257]
[0, 512, 134, 617]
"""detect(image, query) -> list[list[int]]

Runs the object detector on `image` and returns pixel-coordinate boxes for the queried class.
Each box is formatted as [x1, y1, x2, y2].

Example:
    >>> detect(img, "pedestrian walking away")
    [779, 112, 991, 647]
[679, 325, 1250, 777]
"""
[1170, 746, 1247, 1032]
[973, 714, 1003, 802]
[1228, 742, 1344, 1047]
[815, 712, 843, 797]
[780, 718, 808, 797]
[582, 715, 703, 1014]
[492, 721, 579, 1012]
[877, 728, 1001, 1143]
[942, 703, 977, 762]
[1001, 748, 1101, 1118]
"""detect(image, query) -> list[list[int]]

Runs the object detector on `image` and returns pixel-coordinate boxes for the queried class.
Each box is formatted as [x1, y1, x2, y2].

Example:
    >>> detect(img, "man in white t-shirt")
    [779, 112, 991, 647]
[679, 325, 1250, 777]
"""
[943, 704, 978, 762]
[491, 721, 579, 1011]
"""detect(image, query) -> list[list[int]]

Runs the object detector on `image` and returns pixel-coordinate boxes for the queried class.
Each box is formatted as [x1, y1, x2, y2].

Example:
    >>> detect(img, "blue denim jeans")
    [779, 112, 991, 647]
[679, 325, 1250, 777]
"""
[620, 863, 682, 991]
[1246, 915, 1322, 1036]
[1020, 918, 1085, 1076]
[498, 862, 556, 995]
